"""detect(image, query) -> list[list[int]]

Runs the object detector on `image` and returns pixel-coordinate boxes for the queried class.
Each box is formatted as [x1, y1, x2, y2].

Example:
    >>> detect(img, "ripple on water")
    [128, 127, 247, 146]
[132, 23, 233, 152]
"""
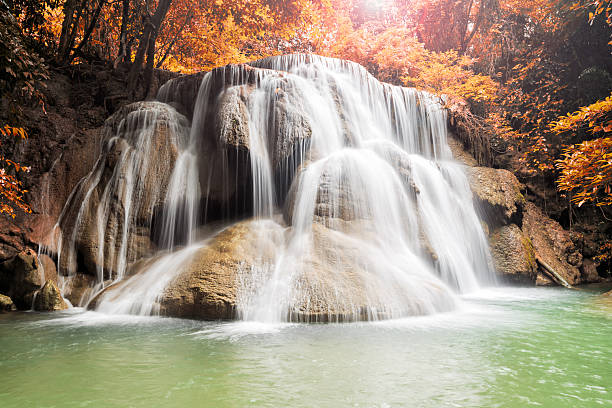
[0, 287, 610, 408]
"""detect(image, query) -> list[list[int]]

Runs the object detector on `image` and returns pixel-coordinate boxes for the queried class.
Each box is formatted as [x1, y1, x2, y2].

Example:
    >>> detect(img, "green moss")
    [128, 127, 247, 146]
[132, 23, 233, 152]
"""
[515, 188, 526, 205]
[521, 234, 536, 269]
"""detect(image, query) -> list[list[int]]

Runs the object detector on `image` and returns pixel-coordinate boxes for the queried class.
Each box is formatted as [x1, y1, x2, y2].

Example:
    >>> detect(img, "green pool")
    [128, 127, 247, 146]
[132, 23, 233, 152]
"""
[1, 286, 610, 408]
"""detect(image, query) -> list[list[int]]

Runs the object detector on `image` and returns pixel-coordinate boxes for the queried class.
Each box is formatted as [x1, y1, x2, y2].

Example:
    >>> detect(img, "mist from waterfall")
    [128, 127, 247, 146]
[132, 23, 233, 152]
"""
[46, 54, 495, 322]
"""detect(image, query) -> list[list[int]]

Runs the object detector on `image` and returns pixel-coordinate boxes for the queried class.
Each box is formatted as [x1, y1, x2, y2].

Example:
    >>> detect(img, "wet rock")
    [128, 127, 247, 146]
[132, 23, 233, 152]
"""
[39, 254, 58, 283]
[489, 224, 537, 284]
[62, 274, 97, 307]
[56, 102, 185, 278]
[467, 167, 525, 228]
[283, 160, 371, 227]
[286, 223, 455, 321]
[522, 202, 582, 285]
[267, 82, 312, 168]
[0, 249, 43, 309]
[160, 219, 454, 321]
[0, 294, 16, 312]
[159, 220, 283, 319]
[157, 72, 206, 119]
[33, 280, 68, 311]
[216, 87, 251, 149]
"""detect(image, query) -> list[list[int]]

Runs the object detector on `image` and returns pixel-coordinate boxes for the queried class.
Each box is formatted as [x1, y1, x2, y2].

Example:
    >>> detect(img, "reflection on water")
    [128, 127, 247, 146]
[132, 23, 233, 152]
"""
[0, 287, 610, 408]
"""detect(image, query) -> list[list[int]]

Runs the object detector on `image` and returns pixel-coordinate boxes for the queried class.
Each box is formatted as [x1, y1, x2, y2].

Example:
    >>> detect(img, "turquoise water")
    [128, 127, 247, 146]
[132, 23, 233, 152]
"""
[1, 286, 610, 407]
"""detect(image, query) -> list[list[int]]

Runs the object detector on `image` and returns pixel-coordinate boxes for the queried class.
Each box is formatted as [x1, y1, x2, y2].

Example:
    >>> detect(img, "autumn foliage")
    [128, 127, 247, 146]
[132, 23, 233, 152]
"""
[2, 0, 612, 221]
[0, 125, 31, 218]
[552, 93, 612, 207]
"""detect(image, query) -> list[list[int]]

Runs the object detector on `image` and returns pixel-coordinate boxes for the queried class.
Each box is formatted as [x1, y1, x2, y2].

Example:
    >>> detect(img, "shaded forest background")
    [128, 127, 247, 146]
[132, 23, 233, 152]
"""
[1, 0, 611, 266]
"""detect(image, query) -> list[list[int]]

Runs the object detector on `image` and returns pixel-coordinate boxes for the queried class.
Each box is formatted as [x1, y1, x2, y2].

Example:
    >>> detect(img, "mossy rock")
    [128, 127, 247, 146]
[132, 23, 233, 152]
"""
[0, 294, 16, 312]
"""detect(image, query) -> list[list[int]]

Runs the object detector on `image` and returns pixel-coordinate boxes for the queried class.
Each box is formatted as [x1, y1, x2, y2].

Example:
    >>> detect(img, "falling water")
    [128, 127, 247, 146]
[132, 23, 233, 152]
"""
[48, 54, 494, 321]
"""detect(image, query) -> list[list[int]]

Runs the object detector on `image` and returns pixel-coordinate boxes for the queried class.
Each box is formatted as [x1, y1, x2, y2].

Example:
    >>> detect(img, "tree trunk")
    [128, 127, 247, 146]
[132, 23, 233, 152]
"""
[127, 0, 173, 97]
[143, 31, 157, 98]
[58, 0, 88, 63]
[57, 0, 78, 62]
[71, 0, 106, 62]
[114, 0, 131, 68]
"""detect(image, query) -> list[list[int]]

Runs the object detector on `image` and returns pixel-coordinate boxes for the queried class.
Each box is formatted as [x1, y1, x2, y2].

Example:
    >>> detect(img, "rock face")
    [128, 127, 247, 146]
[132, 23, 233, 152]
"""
[33, 280, 69, 311]
[0, 294, 16, 312]
[580, 259, 601, 283]
[55, 102, 188, 279]
[460, 140, 594, 286]
[465, 165, 533, 283]
[467, 166, 524, 227]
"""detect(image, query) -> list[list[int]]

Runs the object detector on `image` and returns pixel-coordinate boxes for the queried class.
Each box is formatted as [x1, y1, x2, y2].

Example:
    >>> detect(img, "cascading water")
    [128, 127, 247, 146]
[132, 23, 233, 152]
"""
[47, 54, 495, 322]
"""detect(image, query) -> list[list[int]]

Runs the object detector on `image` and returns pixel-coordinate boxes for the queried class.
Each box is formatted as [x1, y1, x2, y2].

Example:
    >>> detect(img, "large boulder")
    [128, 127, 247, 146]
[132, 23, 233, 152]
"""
[0, 248, 43, 309]
[522, 202, 582, 285]
[159, 219, 455, 321]
[159, 220, 283, 319]
[489, 224, 537, 284]
[33, 280, 68, 311]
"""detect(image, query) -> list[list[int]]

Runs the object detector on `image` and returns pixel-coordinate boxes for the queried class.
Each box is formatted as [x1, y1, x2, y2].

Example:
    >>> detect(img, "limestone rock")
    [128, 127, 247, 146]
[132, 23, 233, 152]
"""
[39, 254, 58, 283]
[522, 202, 582, 285]
[489, 224, 537, 284]
[0, 294, 16, 312]
[62, 274, 98, 307]
[467, 167, 525, 228]
[34, 280, 69, 311]
[159, 219, 453, 321]
[157, 72, 206, 119]
[581, 259, 601, 284]
[267, 81, 312, 168]
[159, 220, 283, 319]
[284, 159, 372, 228]
[56, 102, 185, 278]
[447, 134, 478, 167]
[216, 86, 251, 149]
[0, 248, 43, 309]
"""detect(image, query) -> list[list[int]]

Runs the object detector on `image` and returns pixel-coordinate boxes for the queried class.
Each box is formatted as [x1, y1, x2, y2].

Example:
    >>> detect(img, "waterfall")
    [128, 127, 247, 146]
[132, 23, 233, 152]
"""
[47, 54, 495, 321]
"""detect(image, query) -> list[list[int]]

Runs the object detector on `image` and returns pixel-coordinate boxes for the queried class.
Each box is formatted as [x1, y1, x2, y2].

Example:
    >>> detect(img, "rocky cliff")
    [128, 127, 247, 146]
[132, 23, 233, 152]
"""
[0, 58, 607, 318]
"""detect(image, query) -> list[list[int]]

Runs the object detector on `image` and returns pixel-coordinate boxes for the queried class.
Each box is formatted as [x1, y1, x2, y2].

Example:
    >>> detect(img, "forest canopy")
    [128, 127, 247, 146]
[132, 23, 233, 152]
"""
[1, 0, 611, 219]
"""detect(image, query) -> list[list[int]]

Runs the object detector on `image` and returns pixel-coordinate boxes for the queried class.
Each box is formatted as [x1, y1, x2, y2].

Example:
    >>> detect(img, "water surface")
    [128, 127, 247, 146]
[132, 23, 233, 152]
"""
[1, 286, 610, 407]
